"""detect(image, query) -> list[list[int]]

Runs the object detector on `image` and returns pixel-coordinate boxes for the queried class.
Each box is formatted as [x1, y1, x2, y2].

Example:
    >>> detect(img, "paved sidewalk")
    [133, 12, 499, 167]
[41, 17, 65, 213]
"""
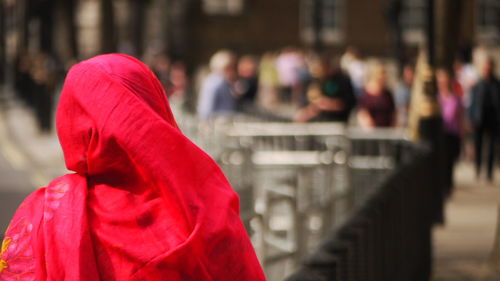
[433, 162, 500, 281]
[0, 97, 67, 188]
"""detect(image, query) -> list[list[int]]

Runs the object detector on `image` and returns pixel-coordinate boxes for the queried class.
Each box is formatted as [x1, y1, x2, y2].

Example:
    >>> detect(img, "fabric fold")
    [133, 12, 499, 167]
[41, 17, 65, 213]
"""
[0, 54, 266, 281]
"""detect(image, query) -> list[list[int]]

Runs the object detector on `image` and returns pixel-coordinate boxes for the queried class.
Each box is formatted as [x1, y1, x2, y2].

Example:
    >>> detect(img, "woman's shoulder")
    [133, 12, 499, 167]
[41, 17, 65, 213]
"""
[4, 174, 80, 231]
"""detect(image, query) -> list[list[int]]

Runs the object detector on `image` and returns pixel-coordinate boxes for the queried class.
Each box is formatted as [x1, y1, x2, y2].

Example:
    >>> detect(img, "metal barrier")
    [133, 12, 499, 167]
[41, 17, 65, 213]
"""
[220, 122, 416, 280]
[176, 115, 424, 281]
[217, 122, 351, 279]
[285, 142, 434, 281]
[348, 128, 408, 207]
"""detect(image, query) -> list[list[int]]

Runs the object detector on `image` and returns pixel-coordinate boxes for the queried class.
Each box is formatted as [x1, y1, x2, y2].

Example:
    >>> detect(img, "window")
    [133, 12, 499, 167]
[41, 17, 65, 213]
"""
[401, 0, 427, 43]
[477, 0, 500, 43]
[301, 0, 345, 45]
[202, 0, 245, 16]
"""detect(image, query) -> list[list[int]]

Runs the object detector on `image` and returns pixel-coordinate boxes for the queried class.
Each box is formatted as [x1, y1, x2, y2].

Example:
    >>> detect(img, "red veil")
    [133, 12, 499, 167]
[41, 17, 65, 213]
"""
[0, 54, 266, 281]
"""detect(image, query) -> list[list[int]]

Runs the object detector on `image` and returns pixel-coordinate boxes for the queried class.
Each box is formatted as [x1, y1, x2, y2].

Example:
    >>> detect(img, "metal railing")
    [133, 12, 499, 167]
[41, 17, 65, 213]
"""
[217, 121, 414, 280]
[221, 123, 351, 275]
[285, 142, 434, 281]
[176, 114, 427, 281]
[348, 128, 408, 207]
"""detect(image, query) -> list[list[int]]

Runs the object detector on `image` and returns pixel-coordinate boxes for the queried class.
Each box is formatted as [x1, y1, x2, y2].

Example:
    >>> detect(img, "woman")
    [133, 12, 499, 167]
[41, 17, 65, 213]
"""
[0, 54, 266, 281]
[437, 68, 464, 195]
[357, 63, 395, 128]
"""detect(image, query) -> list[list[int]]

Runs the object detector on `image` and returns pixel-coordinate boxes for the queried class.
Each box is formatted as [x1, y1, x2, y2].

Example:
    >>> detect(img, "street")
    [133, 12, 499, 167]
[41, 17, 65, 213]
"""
[433, 162, 500, 280]
[0, 150, 34, 236]
[0, 98, 41, 236]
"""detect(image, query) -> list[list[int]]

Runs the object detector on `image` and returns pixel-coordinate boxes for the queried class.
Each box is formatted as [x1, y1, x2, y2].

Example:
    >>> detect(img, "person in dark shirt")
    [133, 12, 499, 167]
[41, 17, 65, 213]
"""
[357, 63, 395, 128]
[294, 56, 356, 123]
[235, 55, 259, 113]
[468, 57, 500, 182]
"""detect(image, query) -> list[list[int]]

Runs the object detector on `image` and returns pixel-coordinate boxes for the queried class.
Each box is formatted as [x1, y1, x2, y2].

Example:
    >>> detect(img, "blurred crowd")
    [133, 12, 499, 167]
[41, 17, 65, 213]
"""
[9, 45, 500, 186]
[194, 47, 406, 126]
[193, 46, 500, 186]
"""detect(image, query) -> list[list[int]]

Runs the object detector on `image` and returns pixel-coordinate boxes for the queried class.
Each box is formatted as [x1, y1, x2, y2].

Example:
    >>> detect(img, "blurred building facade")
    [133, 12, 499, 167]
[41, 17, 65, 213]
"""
[186, 0, 498, 65]
[1, 0, 499, 69]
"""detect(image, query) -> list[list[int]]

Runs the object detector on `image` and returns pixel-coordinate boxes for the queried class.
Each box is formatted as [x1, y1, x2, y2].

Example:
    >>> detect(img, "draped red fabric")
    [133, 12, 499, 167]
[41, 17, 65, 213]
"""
[0, 54, 267, 281]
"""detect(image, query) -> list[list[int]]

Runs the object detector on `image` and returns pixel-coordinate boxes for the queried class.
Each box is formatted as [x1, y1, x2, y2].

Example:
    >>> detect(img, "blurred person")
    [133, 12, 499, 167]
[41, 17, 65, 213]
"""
[394, 64, 415, 127]
[235, 55, 259, 112]
[147, 54, 191, 112]
[0, 54, 266, 281]
[357, 62, 395, 128]
[164, 61, 189, 114]
[454, 57, 479, 103]
[31, 52, 59, 133]
[258, 52, 280, 110]
[197, 50, 237, 119]
[468, 57, 500, 182]
[169, 61, 188, 99]
[276, 47, 308, 106]
[14, 51, 36, 107]
[149, 53, 173, 94]
[437, 69, 464, 195]
[211, 52, 239, 116]
[454, 55, 479, 161]
[472, 45, 489, 72]
[340, 46, 367, 97]
[294, 56, 356, 123]
[340, 46, 356, 72]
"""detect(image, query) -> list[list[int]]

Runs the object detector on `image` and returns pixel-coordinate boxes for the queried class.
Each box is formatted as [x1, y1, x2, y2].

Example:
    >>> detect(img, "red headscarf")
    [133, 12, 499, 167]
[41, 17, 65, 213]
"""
[0, 54, 266, 281]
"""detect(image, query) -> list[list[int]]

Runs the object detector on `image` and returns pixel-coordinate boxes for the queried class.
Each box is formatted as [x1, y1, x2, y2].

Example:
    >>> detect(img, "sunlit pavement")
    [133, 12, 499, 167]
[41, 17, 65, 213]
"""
[0, 96, 66, 235]
[0, 152, 34, 236]
[433, 161, 500, 281]
[0, 104, 34, 235]
[0, 97, 66, 186]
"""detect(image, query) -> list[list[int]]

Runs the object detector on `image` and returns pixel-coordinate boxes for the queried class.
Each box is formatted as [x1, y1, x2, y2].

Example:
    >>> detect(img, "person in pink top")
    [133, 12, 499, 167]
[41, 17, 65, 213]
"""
[276, 48, 307, 105]
[437, 69, 464, 196]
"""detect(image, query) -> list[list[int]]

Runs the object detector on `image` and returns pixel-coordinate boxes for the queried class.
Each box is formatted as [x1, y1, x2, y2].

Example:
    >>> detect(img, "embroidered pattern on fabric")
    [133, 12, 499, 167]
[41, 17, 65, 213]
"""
[0, 238, 12, 272]
[0, 220, 35, 281]
[43, 181, 70, 222]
